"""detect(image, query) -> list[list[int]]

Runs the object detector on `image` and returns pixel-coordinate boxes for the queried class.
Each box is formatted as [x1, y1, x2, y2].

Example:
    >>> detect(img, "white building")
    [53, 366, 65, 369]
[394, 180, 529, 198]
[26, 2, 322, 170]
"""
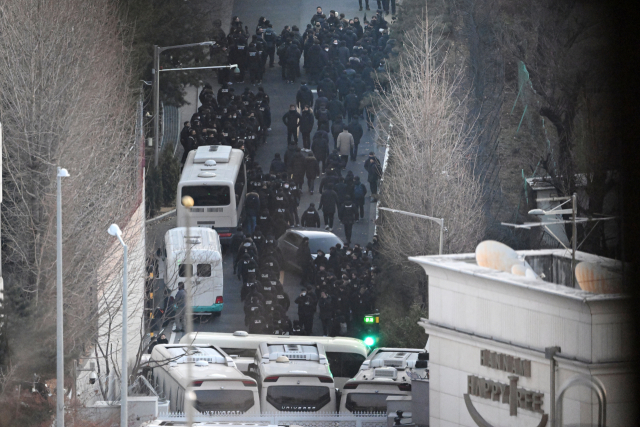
[410, 249, 634, 427]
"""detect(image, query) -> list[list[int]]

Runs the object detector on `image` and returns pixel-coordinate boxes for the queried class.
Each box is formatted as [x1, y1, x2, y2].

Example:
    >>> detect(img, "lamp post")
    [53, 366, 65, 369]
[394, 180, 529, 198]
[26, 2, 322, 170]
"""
[152, 41, 215, 167]
[56, 167, 70, 427]
[107, 224, 128, 427]
[180, 196, 195, 427]
[378, 207, 445, 255]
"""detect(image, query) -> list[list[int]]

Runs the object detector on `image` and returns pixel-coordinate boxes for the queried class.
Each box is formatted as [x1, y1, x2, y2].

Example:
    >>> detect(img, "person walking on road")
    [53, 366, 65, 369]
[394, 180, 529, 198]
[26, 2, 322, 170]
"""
[300, 104, 315, 149]
[304, 151, 320, 194]
[311, 129, 330, 173]
[347, 118, 363, 161]
[340, 196, 357, 244]
[318, 184, 339, 231]
[300, 203, 321, 228]
[352, 177, 368, 221]
[282, 104, 301, 145]
[336, 128, 354, 167]
[318, 292, 334, 336]
[364, 152, 382, 202]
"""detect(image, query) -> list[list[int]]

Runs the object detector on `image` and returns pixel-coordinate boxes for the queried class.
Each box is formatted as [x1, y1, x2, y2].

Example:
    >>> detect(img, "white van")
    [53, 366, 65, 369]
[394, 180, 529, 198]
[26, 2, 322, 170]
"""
[339, 348, 429, 414]
[177, 145, 246, 244]
[149, 344, 260, 414]
[251, 342, 337, 413]
[179, 331, 368, 388]
[164, 227, 223, 315]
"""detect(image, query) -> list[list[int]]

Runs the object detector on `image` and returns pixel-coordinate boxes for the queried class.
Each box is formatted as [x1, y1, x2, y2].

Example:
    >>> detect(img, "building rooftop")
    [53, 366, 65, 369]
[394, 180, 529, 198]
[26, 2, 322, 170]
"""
[409, 248, 626, 303]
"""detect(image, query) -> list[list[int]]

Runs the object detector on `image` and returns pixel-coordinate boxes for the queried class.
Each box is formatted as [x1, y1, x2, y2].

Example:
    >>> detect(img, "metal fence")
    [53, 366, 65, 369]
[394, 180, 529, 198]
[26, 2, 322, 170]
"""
[157, 411, 388, 427]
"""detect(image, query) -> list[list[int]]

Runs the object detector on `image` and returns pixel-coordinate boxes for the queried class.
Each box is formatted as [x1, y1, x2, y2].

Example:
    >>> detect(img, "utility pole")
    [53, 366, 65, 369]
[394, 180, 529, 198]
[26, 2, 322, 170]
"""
[152, 45, 160, 168]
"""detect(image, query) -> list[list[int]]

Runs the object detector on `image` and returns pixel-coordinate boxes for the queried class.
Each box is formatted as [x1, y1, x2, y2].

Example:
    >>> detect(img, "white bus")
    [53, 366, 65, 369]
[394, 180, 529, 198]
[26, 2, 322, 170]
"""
[149, 344, 260, 414]
[164, 227, 223, 315]
[251, 342, 337, 413]
[177, 145, 246, 244]
[339, 348, 429, 414]
[179, 331, 368, 388]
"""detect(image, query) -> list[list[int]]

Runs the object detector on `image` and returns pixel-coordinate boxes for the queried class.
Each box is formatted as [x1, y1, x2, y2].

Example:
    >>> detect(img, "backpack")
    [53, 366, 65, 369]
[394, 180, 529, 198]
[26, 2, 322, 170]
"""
[317, 109, 329, 122]
[277, 43, 287, 57]
[354, 183, 365, 199]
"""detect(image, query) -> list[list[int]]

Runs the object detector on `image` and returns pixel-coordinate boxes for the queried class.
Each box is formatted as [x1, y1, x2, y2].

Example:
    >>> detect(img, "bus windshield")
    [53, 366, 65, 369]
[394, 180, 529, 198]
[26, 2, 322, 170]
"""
[194, 390, 255, 413]
[266, 386, 331, 411]
[345, 393, 402, 413]
[182, 185, 230, 206]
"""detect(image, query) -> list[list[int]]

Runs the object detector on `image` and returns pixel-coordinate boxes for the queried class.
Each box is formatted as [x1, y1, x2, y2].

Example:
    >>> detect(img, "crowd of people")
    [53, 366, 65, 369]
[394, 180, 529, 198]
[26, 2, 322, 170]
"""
[175, 7, 394, 337]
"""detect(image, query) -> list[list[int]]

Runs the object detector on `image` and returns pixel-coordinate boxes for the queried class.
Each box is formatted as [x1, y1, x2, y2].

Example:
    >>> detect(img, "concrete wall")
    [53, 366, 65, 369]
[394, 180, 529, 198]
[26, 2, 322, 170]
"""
[411, 252, 635, 427]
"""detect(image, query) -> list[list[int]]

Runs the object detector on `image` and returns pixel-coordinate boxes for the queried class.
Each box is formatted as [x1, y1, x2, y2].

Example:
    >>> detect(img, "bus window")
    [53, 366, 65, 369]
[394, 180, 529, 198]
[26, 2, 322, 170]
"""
[220, 347, 257, 358]
[178, 264, 193, 277]
[182, 185, 230, 206]
[326, 352, 366, 379]
[194, 390, 255, 412]
[197, 264, 211, 277]
[266, 386, 331, 411]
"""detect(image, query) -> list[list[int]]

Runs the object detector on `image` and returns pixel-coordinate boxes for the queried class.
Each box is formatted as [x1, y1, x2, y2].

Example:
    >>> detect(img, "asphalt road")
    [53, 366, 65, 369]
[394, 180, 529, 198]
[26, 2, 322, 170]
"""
[147, 0, 385, 344]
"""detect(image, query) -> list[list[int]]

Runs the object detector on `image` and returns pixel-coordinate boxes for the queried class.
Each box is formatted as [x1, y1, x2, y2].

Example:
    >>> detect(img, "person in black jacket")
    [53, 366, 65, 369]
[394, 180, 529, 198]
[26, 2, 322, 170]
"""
[286, 42, 301, 83]
[282, 105, 301, 144]
[318, 292, 334, 336]
[331, 116, 345, 150]
[344, 88, 360, 123]
[230, 227, 245, 275]
[347, 118, 364, 161]
[340, 196, 358, 244]
[269, 153, 286, 174]
[304, 151, 320, 194]
[300, 203, 321, 228]
[296, 83, 314, 110]
[318, 184, 339, 230]
[311, 130, 330, 172]
[299, 105, 315, 149]
[245, 191, 260, 234]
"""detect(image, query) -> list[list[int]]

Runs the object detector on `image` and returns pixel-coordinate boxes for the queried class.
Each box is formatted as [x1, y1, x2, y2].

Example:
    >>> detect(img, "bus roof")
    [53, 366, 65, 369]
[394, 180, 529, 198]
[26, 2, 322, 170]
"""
[180, 332, 368, 356]
[180, 147, 244, 185]
[165, 227, 222, 254]
[150, 344, 249, 385]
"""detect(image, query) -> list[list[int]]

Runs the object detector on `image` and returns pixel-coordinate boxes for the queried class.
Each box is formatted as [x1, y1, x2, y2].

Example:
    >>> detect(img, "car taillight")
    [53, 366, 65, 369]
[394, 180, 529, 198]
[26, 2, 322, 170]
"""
[191, 381, 203, 387]
[398, 383, 411, 391]
[219, 233, 232, 238]
[215, 296, 223, 304]
[343, 382, 358, 389]
[264, 376, 279, 382]
[318, 376, 334, 383]
[242, 380, 257, 387]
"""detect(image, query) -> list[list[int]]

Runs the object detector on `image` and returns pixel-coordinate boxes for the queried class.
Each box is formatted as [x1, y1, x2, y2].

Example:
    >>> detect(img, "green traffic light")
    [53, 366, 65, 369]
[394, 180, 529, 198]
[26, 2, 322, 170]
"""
[364, 336, 375, 346]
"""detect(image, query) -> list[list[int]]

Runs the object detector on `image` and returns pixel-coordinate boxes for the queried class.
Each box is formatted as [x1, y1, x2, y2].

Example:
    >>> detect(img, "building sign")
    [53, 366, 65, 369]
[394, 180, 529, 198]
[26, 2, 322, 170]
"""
[480, 349, 531, 377]
[467, 375, 544, 414]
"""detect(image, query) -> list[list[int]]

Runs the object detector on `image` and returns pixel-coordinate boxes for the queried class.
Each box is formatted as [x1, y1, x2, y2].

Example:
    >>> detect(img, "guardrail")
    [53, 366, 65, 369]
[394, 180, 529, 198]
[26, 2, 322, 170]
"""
[158, 411, 388, 427]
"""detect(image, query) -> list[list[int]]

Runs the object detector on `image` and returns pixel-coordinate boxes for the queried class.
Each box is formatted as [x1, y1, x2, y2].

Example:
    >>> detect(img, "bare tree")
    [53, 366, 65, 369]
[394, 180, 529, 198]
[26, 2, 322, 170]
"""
[0, 0, 144, 389]
[376, 20, 486, 270]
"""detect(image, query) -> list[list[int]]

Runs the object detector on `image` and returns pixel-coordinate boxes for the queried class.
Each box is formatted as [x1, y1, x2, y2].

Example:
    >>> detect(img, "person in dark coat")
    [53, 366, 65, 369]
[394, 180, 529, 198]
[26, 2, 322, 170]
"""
[181, 130, 197, 165]
[364, 152, 382, 201]
[282, 104, 301, 144]
[230, 227, 245, 275]
[284, 143, 299, 176]
[304, 151, 320, 194]
[331, 116, 345, 150]
[344, 88, 360, 123]
[318, 184, 339, 230]
[315, 104, 331, 132]
[311, 130, 330, 172]
[347, 118, 364, 161]
[352, 176, 368, 221]
[245, 191, 260, 234]
[300, 203, 321, 228]
[296, 83, 314, 110]
[299, 105, 315, 149]
[291, 147, 307, 189]
[340, 196, 357, 244]
[270, 153, 286, 174]
[318, 292, 334, 336]
[296, 238, 314, 284]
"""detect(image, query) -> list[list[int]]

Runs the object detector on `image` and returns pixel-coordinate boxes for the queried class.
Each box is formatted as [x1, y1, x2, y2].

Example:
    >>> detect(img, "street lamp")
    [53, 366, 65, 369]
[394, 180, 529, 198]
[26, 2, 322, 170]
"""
[152, 41, 214, 167]
[107, 224, 128, 427]
[56, 167, 69, 427]
[378, 207, 445, 255]
[180, 195, 195, 427]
